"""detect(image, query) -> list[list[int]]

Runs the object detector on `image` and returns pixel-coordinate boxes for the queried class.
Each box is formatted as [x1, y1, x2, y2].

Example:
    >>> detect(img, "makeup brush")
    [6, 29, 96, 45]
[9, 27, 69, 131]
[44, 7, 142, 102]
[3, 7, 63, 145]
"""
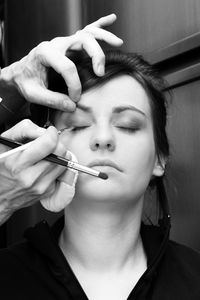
[0, 136, 108, 180]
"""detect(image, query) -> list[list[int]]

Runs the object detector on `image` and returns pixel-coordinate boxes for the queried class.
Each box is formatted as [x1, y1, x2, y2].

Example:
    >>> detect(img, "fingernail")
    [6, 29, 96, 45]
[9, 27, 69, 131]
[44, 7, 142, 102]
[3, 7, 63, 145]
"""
[97, 64, 105, 76]
[72, 93, 81, 103]
[64, 169, 77, 186]
[117, 38, 123, 44]
[66, 150, 72, 160]
[63, 101, 76, 112]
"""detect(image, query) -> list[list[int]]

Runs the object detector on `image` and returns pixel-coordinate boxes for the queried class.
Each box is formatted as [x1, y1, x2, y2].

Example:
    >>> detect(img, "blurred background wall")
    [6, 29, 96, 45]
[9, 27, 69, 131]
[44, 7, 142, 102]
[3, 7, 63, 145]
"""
[1, 0, 200, 251]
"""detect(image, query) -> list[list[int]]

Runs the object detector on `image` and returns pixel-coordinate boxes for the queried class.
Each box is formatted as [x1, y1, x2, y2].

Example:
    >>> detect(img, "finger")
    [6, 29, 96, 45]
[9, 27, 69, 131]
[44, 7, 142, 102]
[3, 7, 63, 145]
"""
[39, 152, 76, 212]
[11, 126, 59, 169]
[21, 149, 72, 201]
[23, 161, 67, 195]
[77, 32, 105, 76]
[41, 175, 76, 212]
[38, 47, 82, 102]
[84, 27, 123, 47]
[34, 150, 73, 186]
[13, 151, 67, 193]
[24, 83, 76, 112]
[87, 13, 117, 28]
[3, 127, 70, 176]
[1, 119, 46, 141]
[58, 150, 78, 187]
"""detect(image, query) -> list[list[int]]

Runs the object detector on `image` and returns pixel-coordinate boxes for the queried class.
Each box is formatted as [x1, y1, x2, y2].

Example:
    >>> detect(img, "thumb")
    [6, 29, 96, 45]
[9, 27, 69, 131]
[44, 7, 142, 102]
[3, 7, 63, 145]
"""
[58, 151, 79, 187]
[40, 151, 79, 212]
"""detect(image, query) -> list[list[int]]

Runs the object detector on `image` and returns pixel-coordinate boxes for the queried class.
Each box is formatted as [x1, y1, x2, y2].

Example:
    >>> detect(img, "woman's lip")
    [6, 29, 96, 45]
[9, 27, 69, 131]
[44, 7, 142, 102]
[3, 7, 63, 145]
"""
[88, 159, 123, 172]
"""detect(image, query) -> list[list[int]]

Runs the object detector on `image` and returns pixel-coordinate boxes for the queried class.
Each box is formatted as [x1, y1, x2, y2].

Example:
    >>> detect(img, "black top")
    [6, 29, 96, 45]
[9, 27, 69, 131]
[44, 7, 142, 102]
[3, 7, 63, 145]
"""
[0, 216, 200, 299]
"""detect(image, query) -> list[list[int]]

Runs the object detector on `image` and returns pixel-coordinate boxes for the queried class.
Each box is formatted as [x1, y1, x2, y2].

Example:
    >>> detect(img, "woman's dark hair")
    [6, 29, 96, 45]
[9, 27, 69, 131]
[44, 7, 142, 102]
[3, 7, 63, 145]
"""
[31, 50, 170, 223]
[48, 50, 169, 161]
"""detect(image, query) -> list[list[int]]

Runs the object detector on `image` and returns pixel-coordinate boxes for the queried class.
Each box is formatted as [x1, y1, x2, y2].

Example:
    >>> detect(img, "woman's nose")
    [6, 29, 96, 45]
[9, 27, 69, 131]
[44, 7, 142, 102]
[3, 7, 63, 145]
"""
[90, 126, 115, 152]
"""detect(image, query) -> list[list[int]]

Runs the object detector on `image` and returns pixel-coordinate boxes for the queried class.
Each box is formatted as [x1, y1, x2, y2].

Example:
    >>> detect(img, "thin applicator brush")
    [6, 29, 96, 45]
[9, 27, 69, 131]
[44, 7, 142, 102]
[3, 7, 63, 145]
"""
[0, 136, 108, 180]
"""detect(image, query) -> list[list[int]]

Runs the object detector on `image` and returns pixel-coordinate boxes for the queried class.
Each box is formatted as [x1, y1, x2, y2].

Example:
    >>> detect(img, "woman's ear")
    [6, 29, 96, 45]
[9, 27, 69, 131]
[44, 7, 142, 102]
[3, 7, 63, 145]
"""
[152, 156, 166, 177]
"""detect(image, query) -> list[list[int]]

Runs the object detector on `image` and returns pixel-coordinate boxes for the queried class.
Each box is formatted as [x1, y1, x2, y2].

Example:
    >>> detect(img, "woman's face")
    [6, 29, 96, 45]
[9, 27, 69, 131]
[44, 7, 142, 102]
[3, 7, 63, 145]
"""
[54, 75, 163, 204]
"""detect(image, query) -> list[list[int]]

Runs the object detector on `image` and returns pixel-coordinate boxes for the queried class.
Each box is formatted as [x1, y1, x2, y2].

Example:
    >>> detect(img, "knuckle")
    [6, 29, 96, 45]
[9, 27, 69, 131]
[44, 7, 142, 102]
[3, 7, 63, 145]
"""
[50, 36, 70, 48]
[20, 119, 36, 139]
[75, 30, 90, 40]
[21, 119, 33, 128]
[50, 36, 61, 43]
[62, 60, 76, 75]
[33, 184, 47, 196]
[3, 159, 16, 175]
[35, 41, 49, 54]
[3, 158, 21, 177]
[33, 41, 50, 60]
[82, 25, 91, 33]
[18, 175, 35, 190]
[75, 29, 82, 36]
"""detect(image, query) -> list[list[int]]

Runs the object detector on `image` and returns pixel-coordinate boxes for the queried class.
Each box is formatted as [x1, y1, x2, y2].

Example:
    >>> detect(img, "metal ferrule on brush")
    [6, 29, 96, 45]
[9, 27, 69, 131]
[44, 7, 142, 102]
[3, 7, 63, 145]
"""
[67, 160, 101, 177]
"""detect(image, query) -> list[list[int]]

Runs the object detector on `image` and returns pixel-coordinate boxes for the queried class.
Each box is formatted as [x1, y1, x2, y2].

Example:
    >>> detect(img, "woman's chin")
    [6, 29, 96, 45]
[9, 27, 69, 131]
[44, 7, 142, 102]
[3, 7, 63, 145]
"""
[75, 177, 122, 202]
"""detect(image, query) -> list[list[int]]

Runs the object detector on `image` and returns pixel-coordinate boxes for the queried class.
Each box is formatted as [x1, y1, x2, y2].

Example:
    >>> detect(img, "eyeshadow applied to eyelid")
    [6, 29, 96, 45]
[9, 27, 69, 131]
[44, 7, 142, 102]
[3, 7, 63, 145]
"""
[116, 126, 140, 133]
[113, 115, 144, 131]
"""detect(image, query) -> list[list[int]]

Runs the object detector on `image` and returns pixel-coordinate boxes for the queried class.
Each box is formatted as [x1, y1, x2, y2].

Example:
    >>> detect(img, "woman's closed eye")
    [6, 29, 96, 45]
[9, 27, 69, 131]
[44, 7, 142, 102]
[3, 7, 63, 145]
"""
[116, 126, 140, 133]
[71, 125, 90, 132]
[58, 124, 91, 133]
[114, 120, 141, 133]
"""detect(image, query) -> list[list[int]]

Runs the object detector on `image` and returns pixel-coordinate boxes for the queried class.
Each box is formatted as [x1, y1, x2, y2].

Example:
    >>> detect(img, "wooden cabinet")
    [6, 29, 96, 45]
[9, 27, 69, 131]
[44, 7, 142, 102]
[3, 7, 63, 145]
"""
[5, 0, 82, 64]
[166, 79, 200, 250]
[85, 0, 200, 54]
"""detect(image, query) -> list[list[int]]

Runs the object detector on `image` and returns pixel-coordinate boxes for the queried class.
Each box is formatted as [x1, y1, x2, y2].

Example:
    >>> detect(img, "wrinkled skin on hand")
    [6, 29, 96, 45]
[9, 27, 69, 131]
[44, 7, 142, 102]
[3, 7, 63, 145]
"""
[0, 120, 78, 224]
[0, 14, 123, 114]
[40, 151, 78, 212]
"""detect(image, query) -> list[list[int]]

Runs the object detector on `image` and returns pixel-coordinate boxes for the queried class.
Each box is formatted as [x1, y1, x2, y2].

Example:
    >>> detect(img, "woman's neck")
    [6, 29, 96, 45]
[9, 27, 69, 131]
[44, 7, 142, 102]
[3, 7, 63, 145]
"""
[59, 197, 146, 273]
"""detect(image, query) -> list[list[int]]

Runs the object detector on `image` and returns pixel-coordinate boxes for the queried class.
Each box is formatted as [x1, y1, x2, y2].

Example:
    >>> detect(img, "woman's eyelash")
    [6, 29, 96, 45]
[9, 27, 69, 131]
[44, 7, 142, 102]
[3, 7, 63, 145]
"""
[117, 126, 140, 133]
[60, 124, 140, 133]
[71, 126, 89, 132]
[58, 126, 89, 133]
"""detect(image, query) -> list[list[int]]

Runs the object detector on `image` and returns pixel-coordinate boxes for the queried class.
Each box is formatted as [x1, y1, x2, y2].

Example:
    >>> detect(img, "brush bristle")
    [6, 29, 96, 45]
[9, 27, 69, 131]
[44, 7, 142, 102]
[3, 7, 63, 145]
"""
[99, 172, 108, 180]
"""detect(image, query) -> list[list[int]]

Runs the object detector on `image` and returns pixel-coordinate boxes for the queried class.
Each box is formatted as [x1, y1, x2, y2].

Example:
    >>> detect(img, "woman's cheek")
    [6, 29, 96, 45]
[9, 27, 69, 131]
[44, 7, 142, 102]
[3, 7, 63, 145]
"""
[59, 134, 74, 149]
[59, 135, 82, 161]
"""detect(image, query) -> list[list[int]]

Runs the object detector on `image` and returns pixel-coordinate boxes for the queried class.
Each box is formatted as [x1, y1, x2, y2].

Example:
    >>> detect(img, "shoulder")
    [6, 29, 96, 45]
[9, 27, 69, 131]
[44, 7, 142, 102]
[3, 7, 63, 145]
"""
[0, 241, 35, 270]
[0, 240, 45, 275]
[167, 239, 200, 272]
[154, 240, 200, 299]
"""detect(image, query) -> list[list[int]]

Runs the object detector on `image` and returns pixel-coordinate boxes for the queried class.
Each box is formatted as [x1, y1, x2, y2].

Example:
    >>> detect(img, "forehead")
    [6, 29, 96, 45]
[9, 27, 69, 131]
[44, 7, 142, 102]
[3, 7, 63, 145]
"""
[80, 74, 151, 115]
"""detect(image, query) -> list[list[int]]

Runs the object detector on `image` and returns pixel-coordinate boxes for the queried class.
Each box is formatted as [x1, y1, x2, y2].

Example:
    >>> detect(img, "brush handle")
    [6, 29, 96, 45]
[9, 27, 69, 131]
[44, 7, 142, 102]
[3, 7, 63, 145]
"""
[0, 137, 34, 159]
[0, 136, 108, 179]
[0, 136, 69, 167]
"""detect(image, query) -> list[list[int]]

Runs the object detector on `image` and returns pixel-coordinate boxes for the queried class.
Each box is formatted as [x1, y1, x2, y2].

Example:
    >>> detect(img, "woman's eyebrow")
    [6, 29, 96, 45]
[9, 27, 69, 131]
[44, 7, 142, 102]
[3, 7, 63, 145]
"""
[76, 103, 146, 117]
[112, 105, 146, 117]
